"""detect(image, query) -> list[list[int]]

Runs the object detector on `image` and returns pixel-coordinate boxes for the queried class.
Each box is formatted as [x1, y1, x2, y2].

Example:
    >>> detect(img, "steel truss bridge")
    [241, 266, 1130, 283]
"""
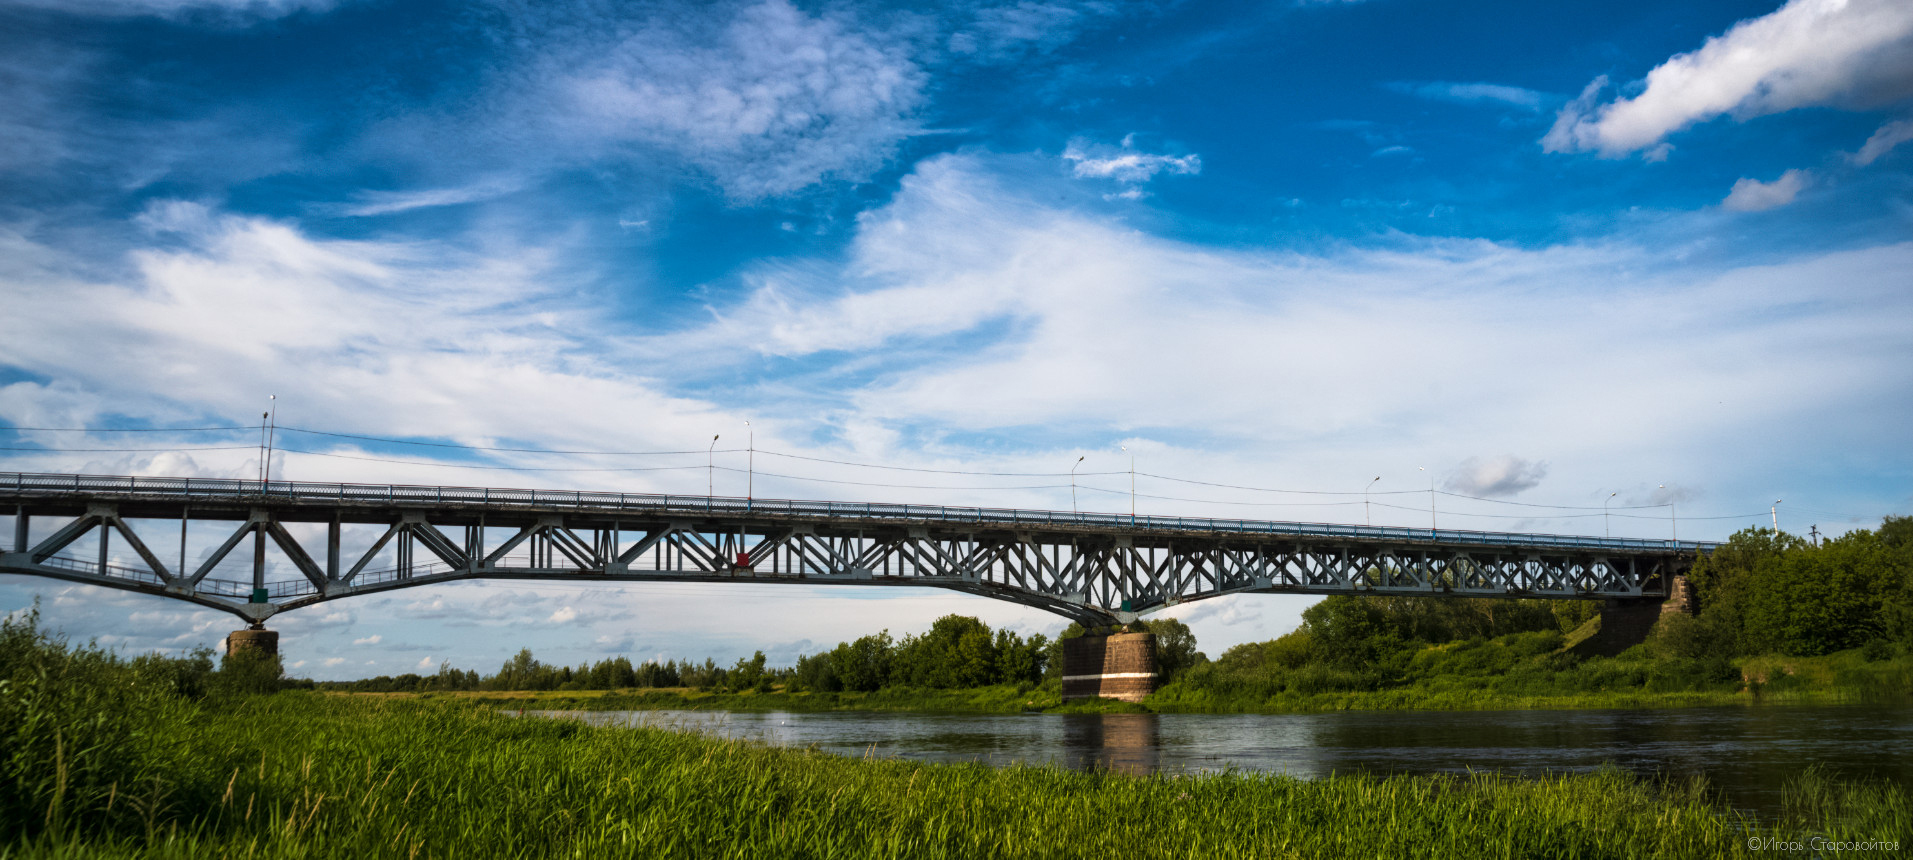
[1, 473, 1713, 626]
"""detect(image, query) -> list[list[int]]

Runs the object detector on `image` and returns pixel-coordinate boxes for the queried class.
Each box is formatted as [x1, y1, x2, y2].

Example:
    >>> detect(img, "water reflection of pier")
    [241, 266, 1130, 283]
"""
[1061, 714, 1160, 776]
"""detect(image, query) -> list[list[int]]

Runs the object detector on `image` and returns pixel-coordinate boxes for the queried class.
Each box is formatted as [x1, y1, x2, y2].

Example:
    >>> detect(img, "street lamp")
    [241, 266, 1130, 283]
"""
[1365, 476, 1381, 527]
[744, 421, 753, 500]
[1772, 499, 1783, 535]
[1120, 445, 1134, 520]
[1660, 484, 1676, 542]
[1604, 492, 1617, 538]
[1418, 466, 1435, 530]
[1070, 456, 1086, 515]
[708, 434, 720, 497]
[264, 395, 277, 484]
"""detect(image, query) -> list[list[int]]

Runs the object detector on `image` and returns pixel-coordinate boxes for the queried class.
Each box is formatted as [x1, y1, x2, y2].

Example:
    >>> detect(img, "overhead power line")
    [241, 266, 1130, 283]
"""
[0, 425, 252, 432]
[0, 445, 257, 453]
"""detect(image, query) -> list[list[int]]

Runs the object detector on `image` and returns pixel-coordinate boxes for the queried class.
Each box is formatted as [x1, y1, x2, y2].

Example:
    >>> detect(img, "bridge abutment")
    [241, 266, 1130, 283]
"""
[1062, 632, 1158, 702]
[1568, 575, 1697, 658]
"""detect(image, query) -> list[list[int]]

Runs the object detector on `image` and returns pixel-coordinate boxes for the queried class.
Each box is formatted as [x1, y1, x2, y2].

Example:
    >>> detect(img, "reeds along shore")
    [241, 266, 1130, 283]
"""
[3, 612, 1908, 859]
[6, 695, 1911, 859]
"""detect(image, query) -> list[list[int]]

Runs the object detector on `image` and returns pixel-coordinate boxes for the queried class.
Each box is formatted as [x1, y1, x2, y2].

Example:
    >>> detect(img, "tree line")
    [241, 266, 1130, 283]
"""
[1668, 518, 1911, 658]
[321, 614, 1208, 695]
[1160, 518, 1912, 703]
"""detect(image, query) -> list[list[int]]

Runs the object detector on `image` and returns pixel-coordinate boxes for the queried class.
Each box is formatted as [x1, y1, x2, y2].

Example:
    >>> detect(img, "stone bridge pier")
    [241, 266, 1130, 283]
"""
[1062, 632, 1159, 702]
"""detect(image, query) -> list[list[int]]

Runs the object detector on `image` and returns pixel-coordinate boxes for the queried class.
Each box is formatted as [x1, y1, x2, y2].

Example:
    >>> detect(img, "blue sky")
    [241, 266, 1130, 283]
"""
[3, 0, 1910, 679]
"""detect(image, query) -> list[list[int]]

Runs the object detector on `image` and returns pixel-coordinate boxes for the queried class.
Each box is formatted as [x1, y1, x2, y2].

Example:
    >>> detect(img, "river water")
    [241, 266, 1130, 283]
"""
[538, 706, 1912, 817]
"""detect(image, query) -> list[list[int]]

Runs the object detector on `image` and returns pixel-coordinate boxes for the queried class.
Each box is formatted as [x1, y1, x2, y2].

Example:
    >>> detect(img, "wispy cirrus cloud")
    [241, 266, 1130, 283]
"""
[1387, 81, 1551, 112]
[338, 181, 522, 217]
[546, 0, 927, 200]
[945, 1, 1123, 61]
[0, 0, 337, 20]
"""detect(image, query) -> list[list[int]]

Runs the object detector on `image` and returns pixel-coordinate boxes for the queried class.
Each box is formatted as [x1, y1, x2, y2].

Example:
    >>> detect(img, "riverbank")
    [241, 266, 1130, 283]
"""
[352, 645, 1912, 715]
[10, 694, 1906, 858]
[1149, 647, 1913, 713]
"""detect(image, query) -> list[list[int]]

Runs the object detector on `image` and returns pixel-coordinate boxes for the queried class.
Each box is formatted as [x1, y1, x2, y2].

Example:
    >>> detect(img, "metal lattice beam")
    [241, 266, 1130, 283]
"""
[0, 472, 1711, 625]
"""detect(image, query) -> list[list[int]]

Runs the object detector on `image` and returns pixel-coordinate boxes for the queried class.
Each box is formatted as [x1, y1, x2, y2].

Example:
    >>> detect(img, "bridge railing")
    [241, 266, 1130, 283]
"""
[1, 472, 1713, 554]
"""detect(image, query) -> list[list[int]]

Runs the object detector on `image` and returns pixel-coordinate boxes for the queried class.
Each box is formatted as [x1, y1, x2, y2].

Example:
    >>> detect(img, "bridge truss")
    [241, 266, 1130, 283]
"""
[1, 473, 1712, 626]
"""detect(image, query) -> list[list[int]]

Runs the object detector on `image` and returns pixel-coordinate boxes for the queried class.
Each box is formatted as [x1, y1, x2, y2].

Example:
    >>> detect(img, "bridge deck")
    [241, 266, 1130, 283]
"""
[2, 472, 1711, 626]
[0, 472, 1709, 554]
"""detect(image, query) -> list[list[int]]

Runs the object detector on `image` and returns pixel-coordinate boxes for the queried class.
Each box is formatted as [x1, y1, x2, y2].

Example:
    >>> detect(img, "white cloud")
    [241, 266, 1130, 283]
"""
[0, 201, 740, 488]
[548, 606, 578, 624]
[554, 0, 925, 199]
[1723, 169, 1810, 211]
[1063, 138, 1200, 183]
[1390, 81, 1549, 111]
[1544, 0, 1913, 157]
[655, 155, 1913, 532]
[416, 656, 434, 671]
[352, 634, 382, 645]
[1444, 456, 1549, 498]
[322, 657, 346, 667]
[1851, 118, 1913, 165]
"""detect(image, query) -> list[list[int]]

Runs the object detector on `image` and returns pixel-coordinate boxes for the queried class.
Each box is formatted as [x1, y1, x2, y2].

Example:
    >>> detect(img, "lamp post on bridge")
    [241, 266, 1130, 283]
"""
[1418, 466, 1435, 530]
[1365, 476, 1380, 527]
[1772, 499, 1783, 535]
[1660, 484, 1677, 542]
[1120, 445, 1134, 521]
[744, 421, 753, 501]
[708, 434, 720, 497]
[1070, 456, 1085, 515]
[1604, 492, 1617, 538]
[263, 394, 277, 484]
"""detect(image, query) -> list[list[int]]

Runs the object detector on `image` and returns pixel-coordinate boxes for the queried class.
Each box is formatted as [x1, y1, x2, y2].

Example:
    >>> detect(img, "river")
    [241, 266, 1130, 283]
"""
[535, 705, 1912, 816]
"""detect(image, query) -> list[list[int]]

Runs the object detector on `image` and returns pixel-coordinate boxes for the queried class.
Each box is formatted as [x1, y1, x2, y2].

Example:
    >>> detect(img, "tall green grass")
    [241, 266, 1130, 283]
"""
[4, 611, 1907, 858]
[2, 694, 1906, 859]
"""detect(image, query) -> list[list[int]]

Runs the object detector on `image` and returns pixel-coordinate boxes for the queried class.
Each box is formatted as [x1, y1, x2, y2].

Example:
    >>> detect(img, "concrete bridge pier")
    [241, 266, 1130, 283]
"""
[1062, 632, 1159, 702]
[225, 625, 279, 658]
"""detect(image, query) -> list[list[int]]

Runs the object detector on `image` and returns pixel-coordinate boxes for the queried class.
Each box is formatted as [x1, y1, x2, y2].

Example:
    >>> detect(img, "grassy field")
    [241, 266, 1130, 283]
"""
[6, 694, 1907, 859]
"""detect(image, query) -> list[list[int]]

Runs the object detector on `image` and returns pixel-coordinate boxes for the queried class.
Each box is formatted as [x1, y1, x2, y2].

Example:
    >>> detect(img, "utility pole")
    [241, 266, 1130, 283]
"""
[1771, 499, 1782, 535]
[1809, 524, 1820, 547]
